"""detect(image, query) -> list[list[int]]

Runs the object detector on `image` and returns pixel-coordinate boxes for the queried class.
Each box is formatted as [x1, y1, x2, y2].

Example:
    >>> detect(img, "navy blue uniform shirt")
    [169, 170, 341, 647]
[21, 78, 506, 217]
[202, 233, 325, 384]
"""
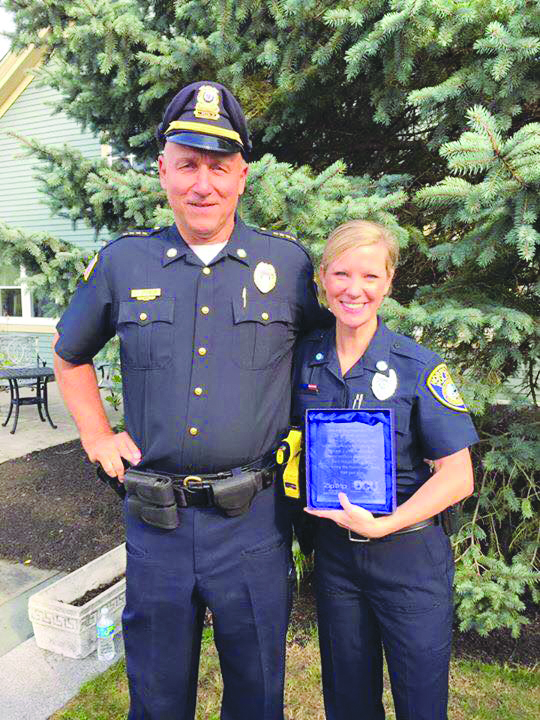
[56, 219, 321, 474]
[292, 320, 479, 498]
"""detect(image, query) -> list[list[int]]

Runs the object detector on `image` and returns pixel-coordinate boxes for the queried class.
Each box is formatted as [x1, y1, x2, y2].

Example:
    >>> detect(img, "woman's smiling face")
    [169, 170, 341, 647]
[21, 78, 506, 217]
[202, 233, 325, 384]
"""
[319, 242, 393, 334]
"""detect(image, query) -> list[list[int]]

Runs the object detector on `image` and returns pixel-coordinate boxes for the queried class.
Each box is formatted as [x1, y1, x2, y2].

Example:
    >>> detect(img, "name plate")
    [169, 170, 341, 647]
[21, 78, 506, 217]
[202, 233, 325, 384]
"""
[305, 408, 396, 514]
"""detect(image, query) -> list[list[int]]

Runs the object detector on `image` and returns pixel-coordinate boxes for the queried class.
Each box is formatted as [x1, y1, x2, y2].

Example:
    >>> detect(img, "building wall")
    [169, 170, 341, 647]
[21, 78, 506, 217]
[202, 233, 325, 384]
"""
[0, 78, 106, 365]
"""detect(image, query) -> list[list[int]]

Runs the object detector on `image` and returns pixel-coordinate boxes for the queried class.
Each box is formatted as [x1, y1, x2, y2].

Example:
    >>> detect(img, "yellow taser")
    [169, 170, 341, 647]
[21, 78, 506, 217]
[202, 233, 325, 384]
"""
[276, 428, 303, 499]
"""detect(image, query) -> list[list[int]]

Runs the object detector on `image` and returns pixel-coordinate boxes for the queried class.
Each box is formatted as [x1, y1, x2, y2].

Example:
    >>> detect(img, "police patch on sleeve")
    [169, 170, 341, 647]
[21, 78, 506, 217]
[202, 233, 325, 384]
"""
[426, 363, 468, 412]
[83, 254, 99, 282]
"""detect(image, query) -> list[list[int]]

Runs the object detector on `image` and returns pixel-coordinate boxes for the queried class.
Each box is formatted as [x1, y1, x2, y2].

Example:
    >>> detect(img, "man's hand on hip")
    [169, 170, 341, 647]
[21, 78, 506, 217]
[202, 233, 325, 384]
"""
[83, 431, 142, 480]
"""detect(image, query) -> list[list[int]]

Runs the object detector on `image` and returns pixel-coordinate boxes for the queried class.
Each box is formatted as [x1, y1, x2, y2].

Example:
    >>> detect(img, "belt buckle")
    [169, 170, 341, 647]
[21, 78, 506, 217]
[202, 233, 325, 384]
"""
[348, 529, 370, 543]
[183, 475, 204, 488]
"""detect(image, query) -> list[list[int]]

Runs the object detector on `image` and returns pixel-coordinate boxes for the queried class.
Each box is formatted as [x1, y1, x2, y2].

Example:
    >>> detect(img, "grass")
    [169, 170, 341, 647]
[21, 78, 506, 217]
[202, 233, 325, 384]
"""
[53, 628, 539, 720]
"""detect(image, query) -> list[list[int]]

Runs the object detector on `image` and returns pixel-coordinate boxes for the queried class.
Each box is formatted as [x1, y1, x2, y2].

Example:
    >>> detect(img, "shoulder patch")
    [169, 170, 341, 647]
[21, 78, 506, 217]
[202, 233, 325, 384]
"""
[426, 363, 468, 412]
[83, 254, 99, 282]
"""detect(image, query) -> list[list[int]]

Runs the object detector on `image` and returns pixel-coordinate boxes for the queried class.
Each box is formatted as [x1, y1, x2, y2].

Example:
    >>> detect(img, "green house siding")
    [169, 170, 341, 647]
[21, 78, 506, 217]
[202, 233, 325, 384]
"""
[0, 80, 105, 252]
[0, 79, 107, 366]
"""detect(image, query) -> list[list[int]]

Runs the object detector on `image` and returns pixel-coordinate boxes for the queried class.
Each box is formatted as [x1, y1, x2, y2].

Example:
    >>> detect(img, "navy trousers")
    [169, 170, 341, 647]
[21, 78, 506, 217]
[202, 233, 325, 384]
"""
[123, 486, 293, 720]
[314, 522, 454, 720]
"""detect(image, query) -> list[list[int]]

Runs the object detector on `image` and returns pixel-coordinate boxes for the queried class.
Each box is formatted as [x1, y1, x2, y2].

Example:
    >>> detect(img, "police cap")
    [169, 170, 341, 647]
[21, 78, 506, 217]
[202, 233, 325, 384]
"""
[157, 81, 251, 160]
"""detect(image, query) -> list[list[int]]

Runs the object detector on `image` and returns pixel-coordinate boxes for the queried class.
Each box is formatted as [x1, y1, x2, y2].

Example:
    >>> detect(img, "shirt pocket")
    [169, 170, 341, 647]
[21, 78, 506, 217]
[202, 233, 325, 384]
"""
[117, 299, 175, 370]
[231, 298, 295, 370]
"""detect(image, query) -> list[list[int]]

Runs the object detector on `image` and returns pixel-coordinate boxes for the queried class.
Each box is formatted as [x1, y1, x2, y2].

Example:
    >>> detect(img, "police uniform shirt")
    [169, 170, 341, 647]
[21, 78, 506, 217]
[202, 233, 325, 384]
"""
[55, 219, 321, 473]
[292, 320, 479, 498]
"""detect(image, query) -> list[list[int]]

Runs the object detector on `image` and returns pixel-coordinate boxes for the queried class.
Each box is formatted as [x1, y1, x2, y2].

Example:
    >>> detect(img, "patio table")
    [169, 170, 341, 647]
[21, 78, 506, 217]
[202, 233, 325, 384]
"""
[0, 366, 57, 434]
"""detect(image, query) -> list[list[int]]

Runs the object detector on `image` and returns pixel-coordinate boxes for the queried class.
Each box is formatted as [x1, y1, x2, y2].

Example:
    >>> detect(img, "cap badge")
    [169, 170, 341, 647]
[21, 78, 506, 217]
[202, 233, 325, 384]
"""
[372, 367, 398, 401]
[254, 262, 277, 294]
[194, 85, 220, 121]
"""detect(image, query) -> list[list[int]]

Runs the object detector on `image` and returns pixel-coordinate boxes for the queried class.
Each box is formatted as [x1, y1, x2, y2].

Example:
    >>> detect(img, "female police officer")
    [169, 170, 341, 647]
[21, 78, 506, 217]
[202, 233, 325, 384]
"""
[291, 220, 478, 720]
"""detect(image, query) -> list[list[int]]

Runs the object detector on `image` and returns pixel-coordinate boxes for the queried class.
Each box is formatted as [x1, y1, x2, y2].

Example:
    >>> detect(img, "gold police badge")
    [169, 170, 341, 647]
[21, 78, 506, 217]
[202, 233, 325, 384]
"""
[254, 262, 277, 294]
[194, 85, 220, 120]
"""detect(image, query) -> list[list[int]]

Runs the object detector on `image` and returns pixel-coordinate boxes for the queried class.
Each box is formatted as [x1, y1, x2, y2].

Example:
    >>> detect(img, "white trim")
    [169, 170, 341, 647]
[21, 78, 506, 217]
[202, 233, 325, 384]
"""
[20, 265, 33, 317]
[0, 317, 58, 333]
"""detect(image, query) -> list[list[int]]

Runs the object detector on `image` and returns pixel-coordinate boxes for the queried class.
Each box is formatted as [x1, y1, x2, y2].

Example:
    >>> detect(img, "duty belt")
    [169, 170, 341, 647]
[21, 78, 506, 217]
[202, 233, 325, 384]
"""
[121, 456, 276, 530]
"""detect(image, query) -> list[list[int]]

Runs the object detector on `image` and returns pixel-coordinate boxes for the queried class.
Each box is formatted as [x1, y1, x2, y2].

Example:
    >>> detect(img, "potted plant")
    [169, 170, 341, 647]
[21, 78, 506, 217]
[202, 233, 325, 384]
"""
[28, 544, 126, 659]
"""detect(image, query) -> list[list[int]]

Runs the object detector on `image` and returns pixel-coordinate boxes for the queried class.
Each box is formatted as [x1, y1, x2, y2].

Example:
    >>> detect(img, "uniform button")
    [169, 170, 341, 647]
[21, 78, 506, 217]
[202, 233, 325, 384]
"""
[189, 427, 199, 436]
[201, 306, 210, 315]
[198, 347, 207, 356]
[236, 248, 247, 258]
[261, 312, 269, 321]
[202, 267, 211, 276]
[194, 387, 203, 396]
[166, 248, 177, 258]
[139, 312, 148, 321]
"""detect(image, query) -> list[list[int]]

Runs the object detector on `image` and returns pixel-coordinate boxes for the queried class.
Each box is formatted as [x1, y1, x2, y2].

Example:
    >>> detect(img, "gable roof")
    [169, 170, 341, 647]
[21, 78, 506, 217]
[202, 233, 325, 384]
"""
[0, 30, 50, 119]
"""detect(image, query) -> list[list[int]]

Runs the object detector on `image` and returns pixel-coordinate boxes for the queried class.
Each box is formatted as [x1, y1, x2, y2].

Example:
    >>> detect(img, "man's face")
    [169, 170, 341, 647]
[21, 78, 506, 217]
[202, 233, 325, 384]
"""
[158, 143, 248, 244]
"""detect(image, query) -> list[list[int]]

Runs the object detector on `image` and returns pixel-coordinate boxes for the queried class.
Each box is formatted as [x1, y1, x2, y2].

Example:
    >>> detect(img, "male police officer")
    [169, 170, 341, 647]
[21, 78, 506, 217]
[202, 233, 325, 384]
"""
[53, 82, 321, 719]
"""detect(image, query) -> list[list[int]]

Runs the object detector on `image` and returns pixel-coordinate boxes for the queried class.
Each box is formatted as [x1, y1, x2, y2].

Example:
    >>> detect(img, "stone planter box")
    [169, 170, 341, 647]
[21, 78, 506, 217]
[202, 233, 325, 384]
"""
[28, 544, 126, 659]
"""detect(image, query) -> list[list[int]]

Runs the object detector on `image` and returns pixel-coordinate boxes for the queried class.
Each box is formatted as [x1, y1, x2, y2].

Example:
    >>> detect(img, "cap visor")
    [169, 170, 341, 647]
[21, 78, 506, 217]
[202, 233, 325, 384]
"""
[165, 132, 242, 155]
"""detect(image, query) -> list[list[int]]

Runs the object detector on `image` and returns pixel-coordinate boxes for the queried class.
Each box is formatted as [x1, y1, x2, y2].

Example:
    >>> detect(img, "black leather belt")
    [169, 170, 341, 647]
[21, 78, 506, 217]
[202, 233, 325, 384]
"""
[122, 456, 277, 529]
[169, 465, 275, 509]
[347, 517, 435, 543]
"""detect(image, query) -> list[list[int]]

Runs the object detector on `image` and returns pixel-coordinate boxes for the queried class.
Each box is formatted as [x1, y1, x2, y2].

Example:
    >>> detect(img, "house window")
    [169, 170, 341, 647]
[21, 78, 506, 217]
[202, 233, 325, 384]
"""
[0, 263, 47, 319]
[1, 287, 22, 317]
[0, 263, 22, 317]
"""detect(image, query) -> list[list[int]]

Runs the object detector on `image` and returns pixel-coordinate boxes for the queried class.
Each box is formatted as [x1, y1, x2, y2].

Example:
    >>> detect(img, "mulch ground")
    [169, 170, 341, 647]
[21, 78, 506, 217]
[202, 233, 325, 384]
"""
[0, 439, 124, 572]
[0, 440, 538, 668]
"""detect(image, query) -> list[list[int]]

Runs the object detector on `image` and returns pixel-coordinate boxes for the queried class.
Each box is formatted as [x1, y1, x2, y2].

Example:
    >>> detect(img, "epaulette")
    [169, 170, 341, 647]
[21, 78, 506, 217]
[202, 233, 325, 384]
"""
[118, 227, 164, 238]
[390, 331, 438, 365]
[255, 226, 298, 243]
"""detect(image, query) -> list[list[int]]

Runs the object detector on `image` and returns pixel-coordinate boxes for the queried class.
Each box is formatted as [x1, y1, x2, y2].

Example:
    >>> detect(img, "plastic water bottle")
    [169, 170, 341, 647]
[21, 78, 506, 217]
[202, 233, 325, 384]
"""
[96, 606, 116, 661]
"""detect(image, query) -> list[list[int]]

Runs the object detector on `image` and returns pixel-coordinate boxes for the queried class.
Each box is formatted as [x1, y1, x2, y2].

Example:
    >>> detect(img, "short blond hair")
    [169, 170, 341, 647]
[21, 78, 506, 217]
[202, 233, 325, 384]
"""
[320, 220, 399, 276]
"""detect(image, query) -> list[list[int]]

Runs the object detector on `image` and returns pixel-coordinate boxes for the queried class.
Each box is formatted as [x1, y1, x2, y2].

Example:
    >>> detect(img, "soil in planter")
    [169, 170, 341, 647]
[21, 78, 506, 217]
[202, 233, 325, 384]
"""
[68, 573, 126, 607]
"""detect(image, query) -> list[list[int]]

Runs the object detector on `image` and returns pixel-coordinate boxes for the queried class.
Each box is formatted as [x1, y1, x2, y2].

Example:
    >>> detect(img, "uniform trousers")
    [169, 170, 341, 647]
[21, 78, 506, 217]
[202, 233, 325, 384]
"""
[314, 521, 454, 720]
[123, 485, 294, 720]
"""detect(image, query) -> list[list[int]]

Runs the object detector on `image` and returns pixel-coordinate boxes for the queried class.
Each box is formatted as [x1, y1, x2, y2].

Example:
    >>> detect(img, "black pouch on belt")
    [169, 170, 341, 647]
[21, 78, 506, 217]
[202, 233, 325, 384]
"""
[439, 504, 461, 536]
[211, 470, 260, 517]
[124, 469, 179, 530]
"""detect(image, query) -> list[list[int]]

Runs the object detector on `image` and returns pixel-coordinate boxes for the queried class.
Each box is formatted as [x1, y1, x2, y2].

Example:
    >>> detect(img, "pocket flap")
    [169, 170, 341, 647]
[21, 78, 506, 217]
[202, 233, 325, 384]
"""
[232, 298, 293, 325]
[393, 407, 410, 436]
[118, 298, 175, 326]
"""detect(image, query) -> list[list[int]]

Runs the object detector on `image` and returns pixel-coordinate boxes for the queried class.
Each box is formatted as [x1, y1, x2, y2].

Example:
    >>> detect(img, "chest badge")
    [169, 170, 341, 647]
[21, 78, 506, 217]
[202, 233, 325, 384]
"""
[372, 366, 398, 401]
[254, 262, 277, 294]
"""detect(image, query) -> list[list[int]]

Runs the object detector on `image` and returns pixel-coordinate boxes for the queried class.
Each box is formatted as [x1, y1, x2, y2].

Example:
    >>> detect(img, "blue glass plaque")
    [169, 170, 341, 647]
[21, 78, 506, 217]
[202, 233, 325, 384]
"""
[305, 408, 396, 514]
